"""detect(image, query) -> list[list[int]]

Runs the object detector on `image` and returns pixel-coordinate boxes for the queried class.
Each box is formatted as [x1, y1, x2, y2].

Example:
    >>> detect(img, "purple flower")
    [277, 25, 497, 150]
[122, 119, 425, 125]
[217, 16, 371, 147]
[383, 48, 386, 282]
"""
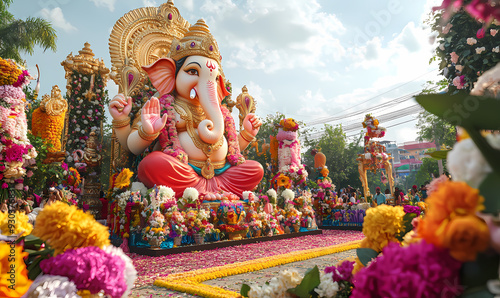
[403, 205, 421, 216]
[325, 260, 354, 283]
[352, 241, 462, 298]
[40, 246, 127, 298]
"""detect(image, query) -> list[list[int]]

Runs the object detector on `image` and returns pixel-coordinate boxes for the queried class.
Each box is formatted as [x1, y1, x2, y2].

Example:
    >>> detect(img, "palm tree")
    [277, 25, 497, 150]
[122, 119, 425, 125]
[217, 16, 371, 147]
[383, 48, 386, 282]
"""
[0, 0, 57, 61]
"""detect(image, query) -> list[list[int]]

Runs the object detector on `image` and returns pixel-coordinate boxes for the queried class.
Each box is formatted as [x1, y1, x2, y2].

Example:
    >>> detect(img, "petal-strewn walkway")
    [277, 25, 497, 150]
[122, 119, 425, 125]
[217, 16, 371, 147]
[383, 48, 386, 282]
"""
[129, 230, 363, 296]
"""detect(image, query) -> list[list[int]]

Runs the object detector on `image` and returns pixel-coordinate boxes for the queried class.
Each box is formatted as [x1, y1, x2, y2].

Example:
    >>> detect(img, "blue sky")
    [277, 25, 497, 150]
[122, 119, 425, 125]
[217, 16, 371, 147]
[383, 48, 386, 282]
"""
[10, 0, 442, 143]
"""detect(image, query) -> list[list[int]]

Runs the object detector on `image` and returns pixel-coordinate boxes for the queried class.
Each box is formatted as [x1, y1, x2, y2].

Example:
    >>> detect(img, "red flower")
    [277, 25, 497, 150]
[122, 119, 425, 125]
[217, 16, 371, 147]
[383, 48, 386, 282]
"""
[477, 28, 486, 39]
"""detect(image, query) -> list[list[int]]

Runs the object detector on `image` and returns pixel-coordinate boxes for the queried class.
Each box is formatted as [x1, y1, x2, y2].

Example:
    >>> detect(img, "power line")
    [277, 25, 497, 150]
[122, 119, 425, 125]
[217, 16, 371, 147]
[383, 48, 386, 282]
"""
[306, 69, 437, 126]
[306, 104, 422, 139]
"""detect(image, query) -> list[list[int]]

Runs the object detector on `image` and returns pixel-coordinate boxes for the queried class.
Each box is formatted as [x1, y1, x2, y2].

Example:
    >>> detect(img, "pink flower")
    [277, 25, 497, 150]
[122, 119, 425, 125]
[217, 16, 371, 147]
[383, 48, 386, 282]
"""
[1, 183, 8, 189]
[491, 29, 498, 36]
[40, 246, 127, 297]
[476, 28, 486, 39]
[452, 75, 465, 89]
[455, 65, 464, 72]
[352, 241, 462, 298]
[465, 0, 500, 22]
[26, 170, 33, 177]
[14, 183, 23, 190]
[450, 52, 459, 64]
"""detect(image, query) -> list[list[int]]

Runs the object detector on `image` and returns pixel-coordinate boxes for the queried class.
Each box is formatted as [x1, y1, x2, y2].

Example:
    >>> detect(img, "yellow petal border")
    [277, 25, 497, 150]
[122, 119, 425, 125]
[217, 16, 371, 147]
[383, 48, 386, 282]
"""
[154, 240, 362, 298]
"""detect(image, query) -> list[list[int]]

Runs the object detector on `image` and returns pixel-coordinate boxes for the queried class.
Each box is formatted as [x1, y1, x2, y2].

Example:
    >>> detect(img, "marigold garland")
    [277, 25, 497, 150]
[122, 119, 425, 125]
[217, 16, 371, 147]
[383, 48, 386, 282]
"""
[31, 107, 65, 152]
[0, 211, 33, 237]
[32, 201, 110, 255]
[0, 58, 22, 86]
[154, 240, 361, 297]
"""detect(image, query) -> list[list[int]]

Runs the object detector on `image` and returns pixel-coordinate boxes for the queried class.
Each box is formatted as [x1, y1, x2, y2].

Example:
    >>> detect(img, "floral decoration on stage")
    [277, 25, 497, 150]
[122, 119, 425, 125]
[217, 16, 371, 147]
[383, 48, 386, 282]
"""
[0, 57, 37, 202]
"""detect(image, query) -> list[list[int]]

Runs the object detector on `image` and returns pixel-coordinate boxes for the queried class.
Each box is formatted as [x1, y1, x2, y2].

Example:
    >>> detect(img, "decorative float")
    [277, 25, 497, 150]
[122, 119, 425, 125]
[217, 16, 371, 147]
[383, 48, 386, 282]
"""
[104, 1, 317, 253]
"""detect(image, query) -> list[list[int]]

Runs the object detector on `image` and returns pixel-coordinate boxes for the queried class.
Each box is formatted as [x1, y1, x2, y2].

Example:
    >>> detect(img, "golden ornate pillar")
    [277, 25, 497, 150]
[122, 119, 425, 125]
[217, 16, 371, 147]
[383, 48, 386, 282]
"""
[61, 42, 110, 218]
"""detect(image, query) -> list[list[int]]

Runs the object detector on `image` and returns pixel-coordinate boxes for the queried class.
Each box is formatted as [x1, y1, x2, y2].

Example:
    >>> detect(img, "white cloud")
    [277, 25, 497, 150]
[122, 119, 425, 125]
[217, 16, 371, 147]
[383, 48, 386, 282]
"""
[142, 0, 157, 7]
[39, 7, 77, 33]
[204, 0, 346, 73]
[89, 0, 116, 12]
[180, 0, 194, 12]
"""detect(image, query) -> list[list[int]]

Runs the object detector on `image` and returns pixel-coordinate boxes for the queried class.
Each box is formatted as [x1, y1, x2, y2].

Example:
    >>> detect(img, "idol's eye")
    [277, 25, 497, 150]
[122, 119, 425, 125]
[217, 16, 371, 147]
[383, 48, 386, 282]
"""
[185, 69, 198, 76]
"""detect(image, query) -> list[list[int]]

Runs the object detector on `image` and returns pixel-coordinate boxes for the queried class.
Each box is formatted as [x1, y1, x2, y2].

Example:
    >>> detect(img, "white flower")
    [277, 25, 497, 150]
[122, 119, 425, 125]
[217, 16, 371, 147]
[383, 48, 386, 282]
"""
[22, 275, 79, 298]
[467, 37, 477, 45]
[314, 273, 339, 298]
[83, 76, 89, 81]
[439, 43, 445, 51]
[88, 109, 93, 114]
[158, 185, 175, 199]
[198, 209, 209, 220]
[447, 134, 500, 188]
[476, 47, 486, 54]
[242, 191, 252, 200]
[279, 269, 303, 288]
[182, 187, 199, 202]
[131, 182, 148, 197]
[76, 110, 81, 114]
[247, 284, 264, 298]
[282, 189, 295, 201]
[266, 188, 277, 199]
[83, 120, 88, 124]
[493, 46, 500, 53]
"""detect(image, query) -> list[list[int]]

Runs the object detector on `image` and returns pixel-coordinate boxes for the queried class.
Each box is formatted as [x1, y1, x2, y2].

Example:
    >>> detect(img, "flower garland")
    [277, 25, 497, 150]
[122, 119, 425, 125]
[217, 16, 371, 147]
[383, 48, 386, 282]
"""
[0, 58, 22, 86]
[154, 240, 361, 298]
[65, 71, 108, 169]
[0, 58, 36, 201]
[31, 105, 65, 152]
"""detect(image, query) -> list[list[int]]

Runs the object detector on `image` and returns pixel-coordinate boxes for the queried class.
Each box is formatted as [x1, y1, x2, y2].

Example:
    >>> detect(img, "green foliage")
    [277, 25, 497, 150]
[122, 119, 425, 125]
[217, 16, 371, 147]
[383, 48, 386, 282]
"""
[479, 172, 500, 214]
[460, 252, 500, 296]
[25, 132, 65, 194]
[287, 266, 321, 298]
[356, 248, 379, 266]
[396, 213, 417, 242]
[18, 234, 53, 280]
[0, 0, 57, 61]
[303, 125, 363, 190]
[431, 9, 500, 93]
[415, 157, 446, 187]
[240, 283, 251, 297]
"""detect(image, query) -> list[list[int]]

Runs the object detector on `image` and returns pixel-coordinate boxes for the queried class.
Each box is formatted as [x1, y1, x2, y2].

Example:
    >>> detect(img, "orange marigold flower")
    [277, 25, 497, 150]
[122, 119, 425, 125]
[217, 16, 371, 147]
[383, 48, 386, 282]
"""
[442, 215, 490, 262]
[418, 181, 488, 262]
[0, 242, 31, 297]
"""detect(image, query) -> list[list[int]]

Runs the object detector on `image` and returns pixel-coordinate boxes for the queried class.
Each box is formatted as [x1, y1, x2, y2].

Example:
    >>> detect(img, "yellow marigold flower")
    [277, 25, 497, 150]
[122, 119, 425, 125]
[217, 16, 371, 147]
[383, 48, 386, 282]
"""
[0, 242, 32, 297]
[114, 168, 133, 189]
[0, 211, 33, 237]
[362, 205, 405, 252]
[33, 202, 110, 255]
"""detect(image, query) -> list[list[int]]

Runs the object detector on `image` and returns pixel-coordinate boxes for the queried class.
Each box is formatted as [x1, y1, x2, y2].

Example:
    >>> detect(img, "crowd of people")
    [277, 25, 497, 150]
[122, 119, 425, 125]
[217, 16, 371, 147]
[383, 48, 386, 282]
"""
[0, 187, 64, 224]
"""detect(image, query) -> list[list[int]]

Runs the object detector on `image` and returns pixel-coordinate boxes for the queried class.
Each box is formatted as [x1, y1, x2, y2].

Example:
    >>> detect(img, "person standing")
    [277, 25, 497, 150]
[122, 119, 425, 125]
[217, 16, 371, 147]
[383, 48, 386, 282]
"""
[374, 187, 386, 205]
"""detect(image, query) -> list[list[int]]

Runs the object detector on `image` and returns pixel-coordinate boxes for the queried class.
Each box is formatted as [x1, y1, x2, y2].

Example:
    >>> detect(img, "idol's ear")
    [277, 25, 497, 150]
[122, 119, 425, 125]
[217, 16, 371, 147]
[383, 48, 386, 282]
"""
[142, 58, 177, 96]
[217, 75, 230, 102]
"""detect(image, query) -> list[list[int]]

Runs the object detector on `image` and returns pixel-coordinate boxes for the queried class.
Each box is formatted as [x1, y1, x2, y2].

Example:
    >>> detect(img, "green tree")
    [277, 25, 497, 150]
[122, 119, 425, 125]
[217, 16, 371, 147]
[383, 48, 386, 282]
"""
[0, 0, 57, 61]
[302, 125, 362, 190]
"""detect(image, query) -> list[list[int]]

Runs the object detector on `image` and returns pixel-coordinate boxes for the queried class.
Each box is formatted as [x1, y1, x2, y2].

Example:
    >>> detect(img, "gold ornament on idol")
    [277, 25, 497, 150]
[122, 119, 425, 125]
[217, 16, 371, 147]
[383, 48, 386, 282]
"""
[169, 19, 223, 71]
[174, 98, 224, 180]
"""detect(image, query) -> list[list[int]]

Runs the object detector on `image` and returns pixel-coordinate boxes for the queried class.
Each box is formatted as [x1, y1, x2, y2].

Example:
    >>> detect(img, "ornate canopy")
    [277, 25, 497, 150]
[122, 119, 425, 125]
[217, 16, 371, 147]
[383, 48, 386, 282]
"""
[108, 0, 190, 97]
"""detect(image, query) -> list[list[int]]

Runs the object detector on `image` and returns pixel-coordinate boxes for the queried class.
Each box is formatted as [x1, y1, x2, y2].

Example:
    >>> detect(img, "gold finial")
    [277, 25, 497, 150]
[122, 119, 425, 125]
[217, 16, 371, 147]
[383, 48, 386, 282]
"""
[78, 42, 95, 59]
[169, 19, 222, 67]
[236, 85, 256, 130]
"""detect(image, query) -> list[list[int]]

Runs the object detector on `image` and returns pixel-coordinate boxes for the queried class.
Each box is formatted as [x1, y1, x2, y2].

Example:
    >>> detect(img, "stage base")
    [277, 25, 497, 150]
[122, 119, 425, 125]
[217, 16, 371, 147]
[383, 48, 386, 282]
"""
[129, 229, 322, 256]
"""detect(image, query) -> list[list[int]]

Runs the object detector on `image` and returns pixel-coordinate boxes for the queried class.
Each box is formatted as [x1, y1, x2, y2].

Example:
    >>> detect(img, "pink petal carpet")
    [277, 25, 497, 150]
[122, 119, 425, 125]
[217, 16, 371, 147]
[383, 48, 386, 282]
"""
[128, 229, 364, 289]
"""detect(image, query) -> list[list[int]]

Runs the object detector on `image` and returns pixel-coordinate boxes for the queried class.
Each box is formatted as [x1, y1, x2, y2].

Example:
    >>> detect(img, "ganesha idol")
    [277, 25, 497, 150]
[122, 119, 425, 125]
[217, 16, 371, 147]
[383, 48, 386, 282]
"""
[109, 19, 263, 198]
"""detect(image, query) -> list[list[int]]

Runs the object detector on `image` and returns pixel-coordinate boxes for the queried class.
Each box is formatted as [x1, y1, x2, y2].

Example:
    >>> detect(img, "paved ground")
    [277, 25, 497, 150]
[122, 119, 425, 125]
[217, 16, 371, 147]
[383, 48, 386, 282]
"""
[129, 230, 362, 297]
